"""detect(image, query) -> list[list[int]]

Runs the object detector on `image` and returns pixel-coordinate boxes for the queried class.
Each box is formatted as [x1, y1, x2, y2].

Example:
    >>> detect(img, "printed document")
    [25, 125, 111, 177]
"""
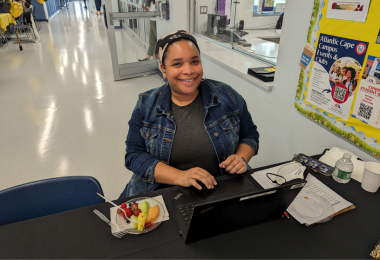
[287, 174, 353, 225]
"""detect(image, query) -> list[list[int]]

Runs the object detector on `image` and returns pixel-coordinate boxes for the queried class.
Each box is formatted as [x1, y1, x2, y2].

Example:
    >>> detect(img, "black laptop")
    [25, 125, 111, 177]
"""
[167, 172, 307, 244]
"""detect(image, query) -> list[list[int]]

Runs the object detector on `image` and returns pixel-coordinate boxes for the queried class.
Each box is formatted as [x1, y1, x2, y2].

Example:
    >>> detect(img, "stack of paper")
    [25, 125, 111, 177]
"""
[251, 166, 355, 226]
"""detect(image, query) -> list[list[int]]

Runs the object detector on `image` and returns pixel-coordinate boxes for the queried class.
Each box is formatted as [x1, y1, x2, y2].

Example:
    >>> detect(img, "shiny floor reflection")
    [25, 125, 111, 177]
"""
[0, 1, 162, 199]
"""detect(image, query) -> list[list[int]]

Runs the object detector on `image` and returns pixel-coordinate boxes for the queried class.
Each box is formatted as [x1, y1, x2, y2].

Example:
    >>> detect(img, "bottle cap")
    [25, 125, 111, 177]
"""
[343, 153, 352, 159]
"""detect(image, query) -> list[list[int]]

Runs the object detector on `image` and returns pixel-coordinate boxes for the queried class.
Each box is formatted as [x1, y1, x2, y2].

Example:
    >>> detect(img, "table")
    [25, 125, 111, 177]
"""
[0, 13, 16, 34]
[0, 156, 379, 259]
[0, 13, 23, 50]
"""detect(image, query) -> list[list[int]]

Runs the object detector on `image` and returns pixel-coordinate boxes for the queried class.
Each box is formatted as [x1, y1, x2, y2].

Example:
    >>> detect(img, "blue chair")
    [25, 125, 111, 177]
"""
[0, 176, 105, 226]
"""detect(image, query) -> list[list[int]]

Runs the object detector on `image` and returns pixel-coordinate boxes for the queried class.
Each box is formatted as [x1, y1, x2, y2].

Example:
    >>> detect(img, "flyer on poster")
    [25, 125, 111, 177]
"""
[352, 56, 380, 130]
[326, 0, 370, 22]
[306, 33, 368, 121]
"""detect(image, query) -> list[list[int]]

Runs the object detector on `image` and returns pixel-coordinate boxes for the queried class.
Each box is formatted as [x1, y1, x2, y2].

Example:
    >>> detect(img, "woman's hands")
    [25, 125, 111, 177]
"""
[219, 154, 247, 174]
[176, 167, 217, 190]
[155, 143, 255, 190]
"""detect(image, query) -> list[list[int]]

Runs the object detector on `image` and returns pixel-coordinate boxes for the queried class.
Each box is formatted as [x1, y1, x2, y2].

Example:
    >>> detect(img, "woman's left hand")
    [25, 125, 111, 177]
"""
[219, 155, 247, 174]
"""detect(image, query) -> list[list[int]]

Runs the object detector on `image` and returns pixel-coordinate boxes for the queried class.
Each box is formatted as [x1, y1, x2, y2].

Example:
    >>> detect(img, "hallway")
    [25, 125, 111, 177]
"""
[0, 2, 161, 199]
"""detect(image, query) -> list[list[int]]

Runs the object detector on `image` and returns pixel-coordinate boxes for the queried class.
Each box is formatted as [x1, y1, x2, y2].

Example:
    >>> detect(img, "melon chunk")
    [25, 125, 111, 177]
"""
[146, 205, 160, 223]
[138, 201, 150, 215]
[131, 215, 139, 229]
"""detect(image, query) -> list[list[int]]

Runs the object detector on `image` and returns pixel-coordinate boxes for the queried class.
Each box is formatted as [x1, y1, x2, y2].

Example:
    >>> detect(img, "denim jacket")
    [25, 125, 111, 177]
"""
[123, 79, 259, 197]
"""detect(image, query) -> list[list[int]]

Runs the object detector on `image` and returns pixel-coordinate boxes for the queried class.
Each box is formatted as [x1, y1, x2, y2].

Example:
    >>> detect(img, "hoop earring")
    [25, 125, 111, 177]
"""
[202, 73, 207, 81]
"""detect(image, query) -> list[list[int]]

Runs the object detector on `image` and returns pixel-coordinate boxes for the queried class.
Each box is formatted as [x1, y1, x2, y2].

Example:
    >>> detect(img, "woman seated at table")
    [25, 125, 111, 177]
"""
[119, 31, 260, 198]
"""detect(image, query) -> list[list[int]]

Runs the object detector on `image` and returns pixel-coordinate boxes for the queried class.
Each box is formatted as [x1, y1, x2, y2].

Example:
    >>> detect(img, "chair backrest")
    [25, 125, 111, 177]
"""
[32, 5, 36, 16]
[0, 176, 105, 226]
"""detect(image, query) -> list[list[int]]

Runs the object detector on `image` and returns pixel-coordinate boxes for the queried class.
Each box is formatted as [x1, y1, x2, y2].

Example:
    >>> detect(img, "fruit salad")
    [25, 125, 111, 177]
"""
[117, 200, 160, 231]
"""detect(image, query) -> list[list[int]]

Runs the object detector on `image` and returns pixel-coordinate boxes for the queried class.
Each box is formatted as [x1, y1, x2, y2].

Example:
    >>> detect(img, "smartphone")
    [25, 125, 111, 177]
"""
[293, 153, 333, 177]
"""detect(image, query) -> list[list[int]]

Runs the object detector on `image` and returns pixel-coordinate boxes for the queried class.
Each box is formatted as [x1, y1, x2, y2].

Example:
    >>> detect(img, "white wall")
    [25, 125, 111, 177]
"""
[112, 0, 119, 12]
[201, 0, 376, 168]
[156, 0, 190, 39]
[195, 0, 217, 34]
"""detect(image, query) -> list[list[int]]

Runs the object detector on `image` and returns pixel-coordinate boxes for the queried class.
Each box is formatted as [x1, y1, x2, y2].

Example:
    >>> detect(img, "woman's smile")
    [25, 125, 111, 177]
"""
[177, 75, 200, 85]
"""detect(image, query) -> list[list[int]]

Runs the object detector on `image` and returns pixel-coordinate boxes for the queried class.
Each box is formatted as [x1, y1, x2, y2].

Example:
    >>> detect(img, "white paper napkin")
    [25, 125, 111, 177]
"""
[109, 195, 169, 233]
[319, 147, 365, 182]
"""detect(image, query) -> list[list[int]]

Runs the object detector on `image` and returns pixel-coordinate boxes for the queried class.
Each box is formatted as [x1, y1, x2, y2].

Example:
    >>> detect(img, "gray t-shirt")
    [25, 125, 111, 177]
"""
[169, 94, 221, 176]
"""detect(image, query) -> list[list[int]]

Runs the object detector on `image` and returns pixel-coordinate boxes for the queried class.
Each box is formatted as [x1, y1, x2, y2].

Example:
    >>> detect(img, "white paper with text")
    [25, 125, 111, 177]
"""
[287, 174, 353, 225]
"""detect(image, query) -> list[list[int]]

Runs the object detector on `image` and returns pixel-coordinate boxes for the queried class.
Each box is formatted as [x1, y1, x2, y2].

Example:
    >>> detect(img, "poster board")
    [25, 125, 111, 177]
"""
[295, 0, 380, 159]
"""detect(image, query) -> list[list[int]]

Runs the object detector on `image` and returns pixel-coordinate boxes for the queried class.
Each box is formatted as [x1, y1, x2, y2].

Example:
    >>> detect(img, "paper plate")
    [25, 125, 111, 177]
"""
[288, 192, 334, 224]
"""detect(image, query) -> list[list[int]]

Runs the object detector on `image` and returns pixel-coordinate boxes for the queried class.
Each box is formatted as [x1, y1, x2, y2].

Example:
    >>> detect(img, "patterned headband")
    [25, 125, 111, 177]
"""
[156, 30, 200, 64]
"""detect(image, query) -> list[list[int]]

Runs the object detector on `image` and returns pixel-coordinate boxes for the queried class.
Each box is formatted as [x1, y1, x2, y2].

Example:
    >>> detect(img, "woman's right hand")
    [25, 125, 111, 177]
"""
[176, 167, 217, 190]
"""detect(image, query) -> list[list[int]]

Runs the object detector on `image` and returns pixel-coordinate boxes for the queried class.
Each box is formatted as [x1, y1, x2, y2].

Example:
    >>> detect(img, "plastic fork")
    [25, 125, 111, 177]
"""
[96, 193, 138, 223]
[93, 209, 127, 238]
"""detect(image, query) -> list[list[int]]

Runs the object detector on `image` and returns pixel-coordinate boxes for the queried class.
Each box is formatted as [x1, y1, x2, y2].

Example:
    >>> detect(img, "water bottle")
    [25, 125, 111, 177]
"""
[332, 153, 354, 184]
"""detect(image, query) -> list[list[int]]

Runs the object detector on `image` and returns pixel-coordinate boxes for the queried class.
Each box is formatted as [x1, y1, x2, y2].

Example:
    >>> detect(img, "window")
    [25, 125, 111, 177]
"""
[195, 0, 285, 64]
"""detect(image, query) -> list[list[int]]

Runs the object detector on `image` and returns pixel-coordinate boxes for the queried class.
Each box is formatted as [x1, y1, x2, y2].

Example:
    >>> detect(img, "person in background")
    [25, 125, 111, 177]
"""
[139, 0, 156, 61]
[120, 30, 259, 198]
[22, 1, 31, 23]
[13, 0, 30, 7]
[94, 0, 102, 16]
[15, 0, 40, 42]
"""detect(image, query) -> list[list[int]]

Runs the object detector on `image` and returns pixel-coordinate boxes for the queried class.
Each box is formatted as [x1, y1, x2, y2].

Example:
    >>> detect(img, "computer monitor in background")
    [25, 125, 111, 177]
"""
[206, 14, 227, 36]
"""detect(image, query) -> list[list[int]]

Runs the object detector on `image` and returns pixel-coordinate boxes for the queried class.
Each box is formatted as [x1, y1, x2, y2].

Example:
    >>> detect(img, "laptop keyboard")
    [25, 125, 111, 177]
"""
[178, 204, 195, 228]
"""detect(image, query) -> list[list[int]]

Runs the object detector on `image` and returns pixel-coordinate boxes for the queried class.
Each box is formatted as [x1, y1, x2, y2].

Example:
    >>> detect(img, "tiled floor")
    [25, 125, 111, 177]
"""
[0, 1, 162, 199]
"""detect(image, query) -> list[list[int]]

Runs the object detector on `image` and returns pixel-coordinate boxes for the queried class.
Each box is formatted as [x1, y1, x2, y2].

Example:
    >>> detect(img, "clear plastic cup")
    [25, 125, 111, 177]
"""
[361, 162, 380, 193]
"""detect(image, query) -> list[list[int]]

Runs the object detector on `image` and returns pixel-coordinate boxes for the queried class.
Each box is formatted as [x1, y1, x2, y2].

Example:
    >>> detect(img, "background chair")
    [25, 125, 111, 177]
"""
[0, 176, 105, 226]
[12, 12, 34, 42]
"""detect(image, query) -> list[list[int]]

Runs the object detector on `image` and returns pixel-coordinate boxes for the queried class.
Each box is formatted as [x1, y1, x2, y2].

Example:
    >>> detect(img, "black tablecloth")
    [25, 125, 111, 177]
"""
[0, 157, 379, 259]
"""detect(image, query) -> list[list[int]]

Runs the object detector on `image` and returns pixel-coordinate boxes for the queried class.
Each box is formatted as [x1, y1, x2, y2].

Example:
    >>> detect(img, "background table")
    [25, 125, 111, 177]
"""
[0, 13, 16, 34]
[0, 157, 379, 259]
